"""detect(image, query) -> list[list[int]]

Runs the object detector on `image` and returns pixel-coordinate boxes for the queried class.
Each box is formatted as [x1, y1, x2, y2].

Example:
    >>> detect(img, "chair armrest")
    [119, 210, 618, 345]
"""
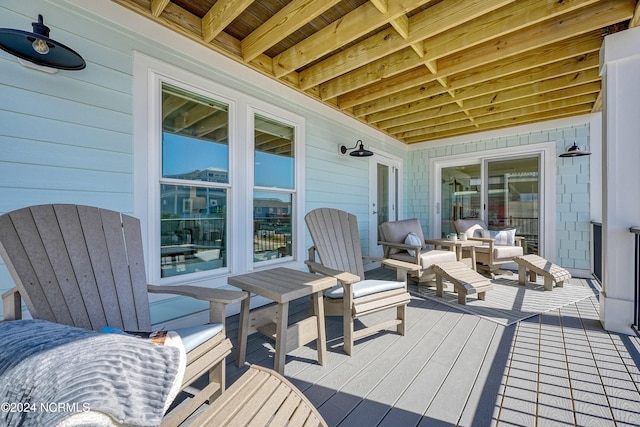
[2, 287, 21, 321]
[363, 256, 421, 272]
[364, 256, 421, 282]
[378, 240, 421, 252]
[514, 236, 525, 246]
[147, 285, 247, 326]
[304, 260, 361, 285]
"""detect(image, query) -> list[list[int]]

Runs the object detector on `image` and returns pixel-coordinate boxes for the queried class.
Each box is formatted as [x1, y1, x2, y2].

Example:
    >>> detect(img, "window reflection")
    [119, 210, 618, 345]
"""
[160, 83, 230, 277]
[253, 192, 292, 261]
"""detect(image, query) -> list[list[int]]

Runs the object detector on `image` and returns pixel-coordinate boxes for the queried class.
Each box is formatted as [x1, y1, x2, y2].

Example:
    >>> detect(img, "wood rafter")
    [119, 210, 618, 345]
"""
[112, 0, 637, 143]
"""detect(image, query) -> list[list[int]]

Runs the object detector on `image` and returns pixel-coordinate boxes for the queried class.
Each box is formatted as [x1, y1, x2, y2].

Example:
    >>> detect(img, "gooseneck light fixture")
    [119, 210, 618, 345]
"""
[0, 14, 86, 72]
[339, 140, 374, 157]
[559, 142, 591, 157]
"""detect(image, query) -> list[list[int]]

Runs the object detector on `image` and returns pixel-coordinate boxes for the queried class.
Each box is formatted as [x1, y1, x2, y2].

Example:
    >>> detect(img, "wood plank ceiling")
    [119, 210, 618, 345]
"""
[113, 0, 640, 144]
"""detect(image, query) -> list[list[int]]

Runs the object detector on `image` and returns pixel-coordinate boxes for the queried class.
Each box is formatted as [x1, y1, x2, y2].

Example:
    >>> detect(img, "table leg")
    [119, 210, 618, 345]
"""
[313, 292, 327, 366]
[470, 246, 477, 271]
[236, 292, 250, 367]
[274, 302, 289, 374]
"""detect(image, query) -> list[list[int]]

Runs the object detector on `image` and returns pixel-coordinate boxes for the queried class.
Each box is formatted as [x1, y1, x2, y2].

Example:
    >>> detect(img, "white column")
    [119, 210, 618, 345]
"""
[599, 26, 640, 334]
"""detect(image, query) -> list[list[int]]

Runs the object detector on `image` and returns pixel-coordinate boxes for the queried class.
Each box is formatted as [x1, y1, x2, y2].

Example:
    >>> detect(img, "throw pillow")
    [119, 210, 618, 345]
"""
[481, 228, 516, 246]
[404, 232, 422, 256]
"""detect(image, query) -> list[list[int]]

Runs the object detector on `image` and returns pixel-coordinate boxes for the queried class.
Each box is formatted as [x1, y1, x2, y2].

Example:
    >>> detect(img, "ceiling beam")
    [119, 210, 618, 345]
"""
[202, 0, 254, 43]
[241, 0, 341, 63]
[272, 0, 432, 78]
[300, 0, 513, 92]
[319, 0, 602, 100]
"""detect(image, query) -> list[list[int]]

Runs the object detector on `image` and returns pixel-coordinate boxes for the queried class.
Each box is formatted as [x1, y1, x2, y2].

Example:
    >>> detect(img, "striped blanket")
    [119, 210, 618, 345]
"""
[0, 319, 185, 427]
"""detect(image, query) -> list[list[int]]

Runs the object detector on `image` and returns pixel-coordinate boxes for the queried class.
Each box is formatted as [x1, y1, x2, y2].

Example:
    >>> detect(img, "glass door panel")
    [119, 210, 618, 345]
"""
[486, 157, 539, 254]
[370, 158, 398, 257]
[441, 164, 482, 238]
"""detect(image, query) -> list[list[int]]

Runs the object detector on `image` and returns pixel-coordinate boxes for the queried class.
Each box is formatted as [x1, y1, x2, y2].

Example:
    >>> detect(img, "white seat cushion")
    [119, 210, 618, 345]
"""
[324, 279, 405, 299]
[174, 323, 224, 352]
[493, 245, 524, 260]
[391, 248, 456, 269]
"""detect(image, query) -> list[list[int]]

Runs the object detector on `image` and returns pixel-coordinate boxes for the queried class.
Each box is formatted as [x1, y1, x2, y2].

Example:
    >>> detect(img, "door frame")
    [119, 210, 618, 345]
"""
[430, 142, 556, 260]
[369, 150, 403, 258]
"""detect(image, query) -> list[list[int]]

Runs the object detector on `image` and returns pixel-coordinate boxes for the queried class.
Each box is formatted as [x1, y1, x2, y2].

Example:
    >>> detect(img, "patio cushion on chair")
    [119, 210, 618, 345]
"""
[324, 279, 405, 299]
[492, 245, 524, 260]
[380, 218, 425, 254]
[175, 323, 224, 353]
[481, 228, 516, 245]
[405, 232, 422, 256]
[391, 248, 456, 269]
[455, 219, 486, 238]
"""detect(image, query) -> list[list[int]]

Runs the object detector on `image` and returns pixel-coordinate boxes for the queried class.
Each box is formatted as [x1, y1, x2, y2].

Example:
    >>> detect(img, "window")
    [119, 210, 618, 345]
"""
[134, 54, 305, 284]
[160, 83, 229, 278]
[253, 114, 295, 263]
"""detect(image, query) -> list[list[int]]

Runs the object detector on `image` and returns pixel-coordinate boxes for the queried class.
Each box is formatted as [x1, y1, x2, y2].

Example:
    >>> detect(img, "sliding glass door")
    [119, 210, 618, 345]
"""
[486, 157, 539, 254]
[438, 156, 540, 255]
[441, 163, 482, 237]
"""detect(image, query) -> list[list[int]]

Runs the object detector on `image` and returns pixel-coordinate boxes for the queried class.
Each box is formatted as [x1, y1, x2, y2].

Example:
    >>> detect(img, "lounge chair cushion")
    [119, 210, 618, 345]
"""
[324, 279, 405, 299]
[175, 323, 224, 352]
[404, 232, 422, 256]
[380, 218, 425, 254]
[454, 219, 486, 238]
[391, 248, 457, 269]
[475, 244, 523, 260]
[481, 228, 516, 246]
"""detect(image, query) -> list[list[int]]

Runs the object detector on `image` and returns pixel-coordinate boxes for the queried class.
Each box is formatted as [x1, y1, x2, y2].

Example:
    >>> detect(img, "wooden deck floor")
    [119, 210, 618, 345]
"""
[218, 268, 640, 427]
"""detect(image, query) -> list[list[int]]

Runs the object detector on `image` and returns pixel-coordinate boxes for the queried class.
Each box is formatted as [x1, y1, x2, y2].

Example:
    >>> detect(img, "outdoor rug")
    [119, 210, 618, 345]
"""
[409, 274, 600, 326]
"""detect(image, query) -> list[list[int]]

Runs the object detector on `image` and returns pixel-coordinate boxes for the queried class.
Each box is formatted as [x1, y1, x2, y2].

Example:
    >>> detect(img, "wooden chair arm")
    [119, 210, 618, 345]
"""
[363, 256, 421, 272]
[377, 240, 422, 252]
[304, 260, 361, 284]
[147, 285, 247, 326]
[2, 287, 22, 321]
[514, 236, 525, 246]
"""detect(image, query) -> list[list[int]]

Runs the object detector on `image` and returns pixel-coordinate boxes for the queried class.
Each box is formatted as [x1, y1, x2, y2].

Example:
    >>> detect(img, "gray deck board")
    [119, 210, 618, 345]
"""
[208, 268, 640, 427]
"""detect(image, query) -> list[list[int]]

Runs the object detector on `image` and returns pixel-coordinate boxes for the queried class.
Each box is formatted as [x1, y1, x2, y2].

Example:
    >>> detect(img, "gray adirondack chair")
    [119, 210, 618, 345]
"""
[0, 204, 246, 427]
[304, 208, 419, 355]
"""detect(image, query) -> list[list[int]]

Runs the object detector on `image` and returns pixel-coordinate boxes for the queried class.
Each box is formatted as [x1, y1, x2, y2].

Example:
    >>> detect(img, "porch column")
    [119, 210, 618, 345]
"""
[599, 26, 640, 334]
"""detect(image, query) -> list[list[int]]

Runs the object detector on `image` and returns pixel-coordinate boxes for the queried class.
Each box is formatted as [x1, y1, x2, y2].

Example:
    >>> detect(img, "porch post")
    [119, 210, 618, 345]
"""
[599, 26, 640, 334]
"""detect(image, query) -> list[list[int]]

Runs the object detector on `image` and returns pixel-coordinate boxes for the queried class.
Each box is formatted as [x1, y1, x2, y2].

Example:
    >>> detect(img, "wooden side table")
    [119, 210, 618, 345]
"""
[424, 238, 482, 271]
[228, 267, 337, 374]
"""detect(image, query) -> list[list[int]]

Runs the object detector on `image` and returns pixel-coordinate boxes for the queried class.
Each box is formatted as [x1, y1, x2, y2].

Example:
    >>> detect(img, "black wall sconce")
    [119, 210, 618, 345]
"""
[0, 14, 86, 72]
[559, 142, 591, 157]
[339, 140, 374, 157]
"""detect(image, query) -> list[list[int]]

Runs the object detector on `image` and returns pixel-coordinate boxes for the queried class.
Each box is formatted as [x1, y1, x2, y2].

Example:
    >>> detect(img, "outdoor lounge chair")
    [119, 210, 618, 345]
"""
[454, 218, 524, 277]
[379, 218, 457, 285]
[305, 208, 419, 355]
[0, 204, 246, 427]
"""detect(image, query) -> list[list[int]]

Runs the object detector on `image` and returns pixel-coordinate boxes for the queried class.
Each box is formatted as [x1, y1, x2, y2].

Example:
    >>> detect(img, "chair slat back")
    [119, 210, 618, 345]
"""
[305, 208, 365, 280]
[0, 204, 151, 331]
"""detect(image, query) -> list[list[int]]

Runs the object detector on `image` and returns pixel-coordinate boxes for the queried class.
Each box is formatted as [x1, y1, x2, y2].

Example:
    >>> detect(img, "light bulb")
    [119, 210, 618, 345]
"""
[32, 38, 49, 55]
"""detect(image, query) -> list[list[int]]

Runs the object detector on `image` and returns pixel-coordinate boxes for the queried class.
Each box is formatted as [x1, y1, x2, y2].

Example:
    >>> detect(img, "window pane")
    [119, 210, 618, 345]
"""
[162, 83, 229, 181]
[253, 191, 292, 261]
[441, 164, 482, 238]
[160, 184, 227, 277]
[487, 157, 539, 254]
[254, 114, 294, 189]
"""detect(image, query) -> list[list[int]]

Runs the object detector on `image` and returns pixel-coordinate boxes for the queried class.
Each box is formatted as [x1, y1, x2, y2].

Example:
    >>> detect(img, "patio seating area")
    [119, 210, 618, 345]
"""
[213, 267, 640, 427]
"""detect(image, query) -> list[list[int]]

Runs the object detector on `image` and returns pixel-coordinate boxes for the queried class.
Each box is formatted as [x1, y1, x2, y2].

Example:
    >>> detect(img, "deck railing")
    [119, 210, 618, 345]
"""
[632, 226, 640, 332]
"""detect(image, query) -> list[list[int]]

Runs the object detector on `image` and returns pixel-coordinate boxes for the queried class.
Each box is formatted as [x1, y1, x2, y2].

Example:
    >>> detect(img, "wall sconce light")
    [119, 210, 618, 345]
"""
[0, 14, 86, 73]
[559, 142, 591, 157]
[339, 140, 374, 157]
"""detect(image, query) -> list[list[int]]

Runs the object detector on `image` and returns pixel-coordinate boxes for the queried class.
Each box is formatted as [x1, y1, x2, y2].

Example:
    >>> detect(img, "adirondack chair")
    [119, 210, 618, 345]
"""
[304, 208, 419, 355]
[0, 204, 247, 427]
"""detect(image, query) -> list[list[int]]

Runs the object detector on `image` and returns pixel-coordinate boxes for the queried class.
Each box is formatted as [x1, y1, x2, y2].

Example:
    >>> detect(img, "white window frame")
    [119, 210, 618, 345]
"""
[133, 53, 305, 287]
